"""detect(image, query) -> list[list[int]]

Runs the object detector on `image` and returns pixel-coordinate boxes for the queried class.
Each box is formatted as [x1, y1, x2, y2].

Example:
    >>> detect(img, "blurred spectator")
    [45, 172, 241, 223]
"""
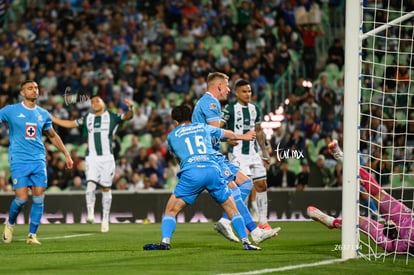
[320, 111, 340, 139]
[270, 125, 289, 154]
[69, 148, 83, 171]
[142, 42, 162, 64]
[145, 109, 165, 137]
[318, 86, 337, 122]
[160, 57, 179, 91]
[146, 136, 168, 160]
[296, 160, 310, 191]
[52, 101, 69, 120]
[298, 23, 324, 80]
[274, 42, 291, 75]
[286, 128, 307, 153]
[0, 173, 12, 193]
[245, 24, 266, 56]
[313, 73, 332, 104]
[141, 97, 153, 117]
[293, 76, 311, 106]
[326, 38, 344, 70]
[171, 65, 190, 93]
[267, 157, 281, 188]
[300, 109, 321, 143]
[128, 172, 145, 191]
[156, 97, 172, 121]
[306, 153, 334, 188]
[285, 110, 302, 137]
[0, 121, 9, 146]
[66, 176, 86, 191]
[331, 161, 343, 188]
[132, 147, 149, 172]
[191, 74, 207, 99]
[281, 24, 302, 52]
[49, 158, 72, 190]
[114, 177, 129, 191]
[94, 76, 114, 103]
[261, 26, 277, 52]
[143, 173, 164, 190]
[249, 68, 268, 101]
[115, 155, 133, 184]
[268, 160, 296, 188]
[138, 153, 165, 188]
[164, 158, 179, 190]
[127, 106, 148, 135]
[123, 136, 140, 164]
[237, 0, 252, 30]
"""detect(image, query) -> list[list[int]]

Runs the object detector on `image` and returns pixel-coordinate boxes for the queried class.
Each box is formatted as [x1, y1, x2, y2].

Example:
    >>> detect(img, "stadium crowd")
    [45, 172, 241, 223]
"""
[0, 0, 412, 194]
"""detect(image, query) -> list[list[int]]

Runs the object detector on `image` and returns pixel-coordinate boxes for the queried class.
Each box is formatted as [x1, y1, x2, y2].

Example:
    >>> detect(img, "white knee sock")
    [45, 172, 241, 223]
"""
[256, 191, 268, 224]
[86, 182, 97, 218]
[101, 190, 112, 222]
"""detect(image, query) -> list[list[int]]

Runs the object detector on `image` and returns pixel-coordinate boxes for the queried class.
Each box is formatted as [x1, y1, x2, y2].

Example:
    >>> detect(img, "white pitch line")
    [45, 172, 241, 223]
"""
[216, 258, 348, 275]
[18, 233, 94, 241]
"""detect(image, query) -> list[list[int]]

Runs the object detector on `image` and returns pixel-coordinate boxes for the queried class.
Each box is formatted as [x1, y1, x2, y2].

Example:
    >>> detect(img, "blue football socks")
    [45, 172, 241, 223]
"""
[29, 195, 44, 235]
[230, 214, 248, 239]
[161, 214, 176, 243]
[8, 197, 28, 225]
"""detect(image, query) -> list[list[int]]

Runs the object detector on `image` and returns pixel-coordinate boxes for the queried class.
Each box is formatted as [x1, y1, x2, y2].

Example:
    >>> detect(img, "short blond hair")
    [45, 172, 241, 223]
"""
[206, 72, 229, 87]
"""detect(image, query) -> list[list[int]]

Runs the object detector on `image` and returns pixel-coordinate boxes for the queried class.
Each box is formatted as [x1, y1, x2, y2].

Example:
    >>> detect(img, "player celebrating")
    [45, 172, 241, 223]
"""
[308, 140, 414, 254]
[1, 80, 73, 245]
[192, 72, 279, 243]
[51, 92, 134, 233]
[143, 105, 268, 250]
[222, 79, 272, 229]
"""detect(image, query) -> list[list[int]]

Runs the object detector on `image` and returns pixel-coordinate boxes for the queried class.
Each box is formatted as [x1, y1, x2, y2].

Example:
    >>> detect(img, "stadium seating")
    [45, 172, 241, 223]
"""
[139, 133, 153, 149]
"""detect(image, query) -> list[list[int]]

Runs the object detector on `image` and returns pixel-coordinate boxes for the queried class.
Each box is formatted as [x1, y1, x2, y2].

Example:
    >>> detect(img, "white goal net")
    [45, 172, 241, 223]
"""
[343, 0, 414, 263]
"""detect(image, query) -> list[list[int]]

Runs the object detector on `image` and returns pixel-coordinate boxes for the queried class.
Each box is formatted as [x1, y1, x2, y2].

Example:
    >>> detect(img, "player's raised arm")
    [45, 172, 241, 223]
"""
[122, 98, 134, 121]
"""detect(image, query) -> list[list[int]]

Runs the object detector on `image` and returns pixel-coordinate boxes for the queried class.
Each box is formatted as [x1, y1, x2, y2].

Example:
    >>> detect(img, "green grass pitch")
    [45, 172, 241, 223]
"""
[0, 222, 412, 274]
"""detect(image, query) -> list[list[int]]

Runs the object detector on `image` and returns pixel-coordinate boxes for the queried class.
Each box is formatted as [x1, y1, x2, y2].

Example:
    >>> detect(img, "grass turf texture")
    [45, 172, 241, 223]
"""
[0, 222, 412, 274]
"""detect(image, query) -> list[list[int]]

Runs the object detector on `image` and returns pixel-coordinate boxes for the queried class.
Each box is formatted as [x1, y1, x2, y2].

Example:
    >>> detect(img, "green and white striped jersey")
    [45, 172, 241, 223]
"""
[221, 101, 262, 155]
[76, 111, 123, 157]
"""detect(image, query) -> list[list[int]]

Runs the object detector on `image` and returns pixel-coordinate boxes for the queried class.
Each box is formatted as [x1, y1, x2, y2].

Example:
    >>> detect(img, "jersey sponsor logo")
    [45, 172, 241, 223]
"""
[25, 123, 37, 139]
[209, 103, 217, 110]
[175, 124, 204, 137]
[87, 121, 93, 133]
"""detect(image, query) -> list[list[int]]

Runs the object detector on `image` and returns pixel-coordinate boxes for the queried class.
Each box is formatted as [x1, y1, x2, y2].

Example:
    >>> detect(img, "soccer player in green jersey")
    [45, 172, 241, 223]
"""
[52, 93, 134, 232]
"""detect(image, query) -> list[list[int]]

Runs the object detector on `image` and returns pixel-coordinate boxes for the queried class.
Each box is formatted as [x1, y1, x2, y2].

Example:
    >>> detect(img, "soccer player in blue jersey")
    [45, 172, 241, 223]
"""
[143, 104, 263, 250]
[192, 72, 280, 244]
[1, 80, 73, 245]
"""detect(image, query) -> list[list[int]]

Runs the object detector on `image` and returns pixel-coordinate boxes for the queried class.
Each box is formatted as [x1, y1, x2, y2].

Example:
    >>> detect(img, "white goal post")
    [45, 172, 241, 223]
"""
[341, 0, 361, 260]
[342, 0, 414, 261]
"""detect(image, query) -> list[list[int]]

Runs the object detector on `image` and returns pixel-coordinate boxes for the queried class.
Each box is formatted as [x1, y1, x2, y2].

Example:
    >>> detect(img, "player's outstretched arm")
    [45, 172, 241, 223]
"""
[51, 114, 78, 128]
[224, 130, 256, 141]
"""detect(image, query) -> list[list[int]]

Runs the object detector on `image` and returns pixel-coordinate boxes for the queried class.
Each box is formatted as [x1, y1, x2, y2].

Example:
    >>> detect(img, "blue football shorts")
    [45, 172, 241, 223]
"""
[174, 165, 232, 205]
[10, 161, 48, 189]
